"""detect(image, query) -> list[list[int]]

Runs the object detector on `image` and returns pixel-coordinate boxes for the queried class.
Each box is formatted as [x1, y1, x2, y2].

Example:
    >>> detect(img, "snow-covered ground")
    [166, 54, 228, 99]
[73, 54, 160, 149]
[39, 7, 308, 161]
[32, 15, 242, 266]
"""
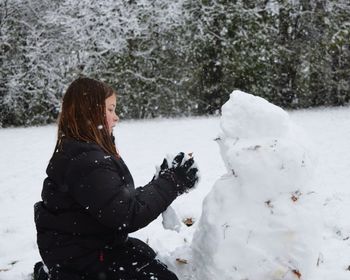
[0, 103, 350, 280]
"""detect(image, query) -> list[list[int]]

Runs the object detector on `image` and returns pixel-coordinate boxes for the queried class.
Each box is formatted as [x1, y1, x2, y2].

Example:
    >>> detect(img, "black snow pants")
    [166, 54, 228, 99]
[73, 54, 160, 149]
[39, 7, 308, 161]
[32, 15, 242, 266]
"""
[47, 238, 178, 280]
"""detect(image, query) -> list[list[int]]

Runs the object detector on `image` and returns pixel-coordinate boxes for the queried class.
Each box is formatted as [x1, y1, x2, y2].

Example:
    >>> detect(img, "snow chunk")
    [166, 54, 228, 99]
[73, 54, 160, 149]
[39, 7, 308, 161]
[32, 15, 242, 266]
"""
[162, 206, 181, 232]
[217, 91, 313, 198]
[221, 90, 290, 139]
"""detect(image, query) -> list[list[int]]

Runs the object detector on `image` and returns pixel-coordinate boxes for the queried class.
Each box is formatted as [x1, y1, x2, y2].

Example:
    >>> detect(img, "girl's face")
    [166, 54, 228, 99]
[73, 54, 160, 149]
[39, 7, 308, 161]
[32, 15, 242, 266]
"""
[105, 94, 119, 134]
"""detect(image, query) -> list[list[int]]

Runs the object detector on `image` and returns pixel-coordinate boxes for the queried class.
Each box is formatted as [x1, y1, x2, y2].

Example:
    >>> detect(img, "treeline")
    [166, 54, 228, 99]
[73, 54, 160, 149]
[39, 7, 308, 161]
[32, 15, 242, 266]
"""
[1, 0, 349, 127]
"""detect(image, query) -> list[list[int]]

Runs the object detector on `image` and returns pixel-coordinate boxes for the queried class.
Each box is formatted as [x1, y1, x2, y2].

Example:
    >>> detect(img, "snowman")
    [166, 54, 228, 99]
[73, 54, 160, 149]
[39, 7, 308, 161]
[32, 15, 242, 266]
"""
[189, 91, 321, 280]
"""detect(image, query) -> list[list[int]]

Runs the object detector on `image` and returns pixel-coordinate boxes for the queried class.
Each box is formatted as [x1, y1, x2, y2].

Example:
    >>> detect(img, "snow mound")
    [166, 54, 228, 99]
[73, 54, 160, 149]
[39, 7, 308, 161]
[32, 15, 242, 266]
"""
[189, 91, 321, 280]
[217, 90, 313, 199]
[162, 206, 182, 232]
[220, 90, 290, 139]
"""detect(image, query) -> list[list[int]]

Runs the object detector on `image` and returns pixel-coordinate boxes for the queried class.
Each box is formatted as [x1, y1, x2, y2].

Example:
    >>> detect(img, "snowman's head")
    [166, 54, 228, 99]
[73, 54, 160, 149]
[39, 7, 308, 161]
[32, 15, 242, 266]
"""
[218, 91, 313, 199]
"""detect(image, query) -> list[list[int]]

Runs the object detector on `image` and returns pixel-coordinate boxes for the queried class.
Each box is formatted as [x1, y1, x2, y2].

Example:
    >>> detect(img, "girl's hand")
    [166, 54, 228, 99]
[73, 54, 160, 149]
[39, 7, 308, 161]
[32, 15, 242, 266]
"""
[158, 152, 199, 195]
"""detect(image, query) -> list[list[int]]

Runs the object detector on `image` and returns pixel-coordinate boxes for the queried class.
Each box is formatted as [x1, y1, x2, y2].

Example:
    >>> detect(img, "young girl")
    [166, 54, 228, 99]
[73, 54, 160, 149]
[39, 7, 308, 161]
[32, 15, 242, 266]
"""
[34, 77, 199, 280]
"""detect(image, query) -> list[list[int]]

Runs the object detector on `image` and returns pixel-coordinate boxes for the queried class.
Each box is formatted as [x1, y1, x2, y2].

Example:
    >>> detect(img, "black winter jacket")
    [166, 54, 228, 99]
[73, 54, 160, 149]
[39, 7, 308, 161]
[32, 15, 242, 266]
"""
[34, 138, 178, 267]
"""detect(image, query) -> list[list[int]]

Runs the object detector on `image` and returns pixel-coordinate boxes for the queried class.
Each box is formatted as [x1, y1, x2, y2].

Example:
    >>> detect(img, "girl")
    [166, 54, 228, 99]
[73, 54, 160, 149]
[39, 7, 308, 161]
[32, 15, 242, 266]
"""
[34, 77, 199, 280]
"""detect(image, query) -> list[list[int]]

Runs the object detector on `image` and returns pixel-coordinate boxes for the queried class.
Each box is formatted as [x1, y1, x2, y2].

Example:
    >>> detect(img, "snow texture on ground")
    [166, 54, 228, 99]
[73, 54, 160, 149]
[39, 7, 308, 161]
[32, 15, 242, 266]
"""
[0, 100, 350, 279]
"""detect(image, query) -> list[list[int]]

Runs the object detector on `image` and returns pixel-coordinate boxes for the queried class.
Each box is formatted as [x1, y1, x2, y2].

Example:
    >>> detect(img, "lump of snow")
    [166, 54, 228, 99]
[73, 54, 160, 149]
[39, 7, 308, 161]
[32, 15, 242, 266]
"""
[220, 90, 290, 139]
[189, 90, 321, 280]
[162, 206, 181, 233]
[217, 90, 313, 199]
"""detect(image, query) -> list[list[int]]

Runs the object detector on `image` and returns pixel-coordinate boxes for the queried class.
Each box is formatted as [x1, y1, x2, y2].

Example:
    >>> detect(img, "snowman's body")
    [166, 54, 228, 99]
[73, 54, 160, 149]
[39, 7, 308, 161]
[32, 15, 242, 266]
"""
[191, 91, 320, 280]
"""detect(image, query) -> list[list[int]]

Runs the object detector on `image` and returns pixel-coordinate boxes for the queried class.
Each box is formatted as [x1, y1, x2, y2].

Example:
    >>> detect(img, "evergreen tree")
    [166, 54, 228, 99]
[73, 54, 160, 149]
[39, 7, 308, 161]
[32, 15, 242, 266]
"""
[1, 0, 349, 127]
[327, 0, 350, 105]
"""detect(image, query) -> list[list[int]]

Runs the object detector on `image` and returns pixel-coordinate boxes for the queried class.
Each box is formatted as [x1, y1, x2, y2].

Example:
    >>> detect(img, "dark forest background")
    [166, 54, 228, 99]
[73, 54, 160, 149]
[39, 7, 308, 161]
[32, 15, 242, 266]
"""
[1, 0, 349, 127]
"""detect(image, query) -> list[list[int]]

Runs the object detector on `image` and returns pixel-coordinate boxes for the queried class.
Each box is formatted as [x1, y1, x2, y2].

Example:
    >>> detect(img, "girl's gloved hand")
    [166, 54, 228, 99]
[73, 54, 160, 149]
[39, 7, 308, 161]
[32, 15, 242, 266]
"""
[157, 152, 199, 195]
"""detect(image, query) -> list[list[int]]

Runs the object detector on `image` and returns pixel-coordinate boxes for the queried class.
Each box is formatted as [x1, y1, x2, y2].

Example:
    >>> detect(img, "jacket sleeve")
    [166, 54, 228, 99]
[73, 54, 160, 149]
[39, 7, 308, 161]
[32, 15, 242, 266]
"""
[66, 153, 178, 233]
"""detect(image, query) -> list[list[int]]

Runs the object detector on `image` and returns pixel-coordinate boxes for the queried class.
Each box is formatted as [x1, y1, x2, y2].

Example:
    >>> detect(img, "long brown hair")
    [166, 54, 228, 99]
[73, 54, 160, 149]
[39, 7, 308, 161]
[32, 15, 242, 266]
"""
[56, 77, 119, 158]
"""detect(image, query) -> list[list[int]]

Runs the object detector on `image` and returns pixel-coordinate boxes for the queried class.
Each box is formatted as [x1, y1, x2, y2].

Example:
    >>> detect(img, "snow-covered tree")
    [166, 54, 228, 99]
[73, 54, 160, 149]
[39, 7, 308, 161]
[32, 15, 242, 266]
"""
[327, 0, 350, 105]
[1, 0, 66, 126]
[0, 0, 349, 127]
[181, 0, 279, 113]
[43, 0, 190, 119]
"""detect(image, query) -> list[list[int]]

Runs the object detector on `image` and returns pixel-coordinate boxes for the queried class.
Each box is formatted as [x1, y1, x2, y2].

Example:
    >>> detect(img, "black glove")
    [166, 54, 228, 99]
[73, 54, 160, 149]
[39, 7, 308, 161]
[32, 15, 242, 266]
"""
[158, 152, 199, 195]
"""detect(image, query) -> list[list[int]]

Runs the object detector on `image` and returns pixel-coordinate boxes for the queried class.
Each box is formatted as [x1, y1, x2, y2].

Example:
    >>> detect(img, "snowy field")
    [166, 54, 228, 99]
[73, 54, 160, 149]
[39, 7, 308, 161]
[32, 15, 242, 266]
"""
[1, 104, 350, 280]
